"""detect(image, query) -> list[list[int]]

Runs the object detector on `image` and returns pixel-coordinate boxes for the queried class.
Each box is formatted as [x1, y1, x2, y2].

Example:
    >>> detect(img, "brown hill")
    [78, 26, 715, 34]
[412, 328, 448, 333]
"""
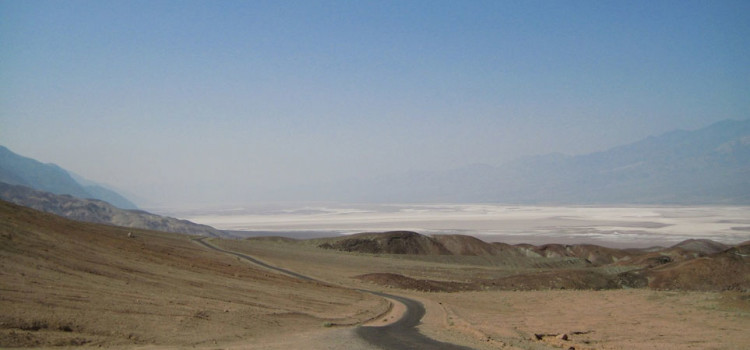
[669, 238, 730, 254]
[316, 231, 717, 270]
[321, 231, 749, 292]
[320, 232, 537, 259]
[0, 182, 224, 237]
[0, 200, 384, 347]
[318, 231, 451, 255]
[320, 232, 650, 267]
[355, 273, 475, 292]
[431, 234, 509, 256]
[642, 245, 750, 291]
[618, 248, 702, 269]
[356, 269, 620, 292]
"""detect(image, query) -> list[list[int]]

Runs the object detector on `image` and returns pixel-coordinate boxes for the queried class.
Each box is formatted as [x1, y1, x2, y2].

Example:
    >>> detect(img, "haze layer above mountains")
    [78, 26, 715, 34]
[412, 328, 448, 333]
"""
[263, 119, 750, 204]
[2, 119, 750, 206]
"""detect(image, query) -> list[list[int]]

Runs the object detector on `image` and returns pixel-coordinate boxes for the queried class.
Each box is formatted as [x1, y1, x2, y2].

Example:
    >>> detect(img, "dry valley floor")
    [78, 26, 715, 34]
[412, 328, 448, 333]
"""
[2, 200, 749, 349]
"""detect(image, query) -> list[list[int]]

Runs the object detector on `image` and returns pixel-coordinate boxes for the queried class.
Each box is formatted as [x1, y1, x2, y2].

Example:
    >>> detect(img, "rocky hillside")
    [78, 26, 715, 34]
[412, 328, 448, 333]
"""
[0, 182, 223, 237]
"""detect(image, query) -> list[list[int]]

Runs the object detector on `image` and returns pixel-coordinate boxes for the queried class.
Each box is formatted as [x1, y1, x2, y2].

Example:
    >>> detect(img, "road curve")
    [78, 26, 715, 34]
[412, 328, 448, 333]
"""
[194, 237, 474, 350]
[356, 290, 474, 350]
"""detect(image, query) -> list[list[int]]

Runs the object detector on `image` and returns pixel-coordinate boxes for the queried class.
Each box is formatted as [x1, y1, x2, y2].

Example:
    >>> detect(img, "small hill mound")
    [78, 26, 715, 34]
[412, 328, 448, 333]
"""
[319, 231, 451, 255]
[355, 270, 621, 292]
[670, 239, 730, 254]
[320, 232, 536, 258]
[643, 246, 750, 291]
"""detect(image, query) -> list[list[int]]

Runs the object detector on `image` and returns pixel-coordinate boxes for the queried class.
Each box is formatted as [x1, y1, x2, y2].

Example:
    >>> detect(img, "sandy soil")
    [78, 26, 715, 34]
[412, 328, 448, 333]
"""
[423, 290, 750, 350]
[216, 238, 750, 350]
[4, 201, 749, 349]
[0, 202, 387, 349]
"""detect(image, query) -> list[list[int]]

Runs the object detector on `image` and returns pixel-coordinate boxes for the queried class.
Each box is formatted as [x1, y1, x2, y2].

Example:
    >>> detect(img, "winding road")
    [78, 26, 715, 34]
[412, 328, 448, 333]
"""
[355, 290, 474, 350]
[194, 237, 315, 281]
[194, 237, 473, 350]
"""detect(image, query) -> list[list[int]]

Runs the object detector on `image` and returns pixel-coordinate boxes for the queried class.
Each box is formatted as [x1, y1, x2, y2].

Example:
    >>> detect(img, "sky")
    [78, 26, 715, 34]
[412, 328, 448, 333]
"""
[1, 0, 749, 207]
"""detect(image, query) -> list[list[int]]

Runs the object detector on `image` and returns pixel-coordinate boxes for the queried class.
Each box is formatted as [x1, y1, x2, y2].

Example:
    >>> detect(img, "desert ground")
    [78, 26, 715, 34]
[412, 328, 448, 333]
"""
[0, 201, 386, 349]
[209, 236, 750, 350]
[2, 201, 749, 349]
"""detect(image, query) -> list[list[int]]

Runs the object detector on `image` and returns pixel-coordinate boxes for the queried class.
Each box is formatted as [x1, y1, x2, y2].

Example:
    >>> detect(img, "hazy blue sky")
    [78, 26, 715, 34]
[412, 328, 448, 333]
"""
[1, 0, 749, 207]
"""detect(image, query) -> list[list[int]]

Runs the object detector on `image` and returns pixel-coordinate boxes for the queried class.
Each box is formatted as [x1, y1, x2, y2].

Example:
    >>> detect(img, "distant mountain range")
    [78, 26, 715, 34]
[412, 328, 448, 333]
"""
[0, 145, 226, 236]
[4, 119, 749, 207]
[0, 182, 223, 237]
[273, 119, 750, 204]
[0, 146, 137, 209]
